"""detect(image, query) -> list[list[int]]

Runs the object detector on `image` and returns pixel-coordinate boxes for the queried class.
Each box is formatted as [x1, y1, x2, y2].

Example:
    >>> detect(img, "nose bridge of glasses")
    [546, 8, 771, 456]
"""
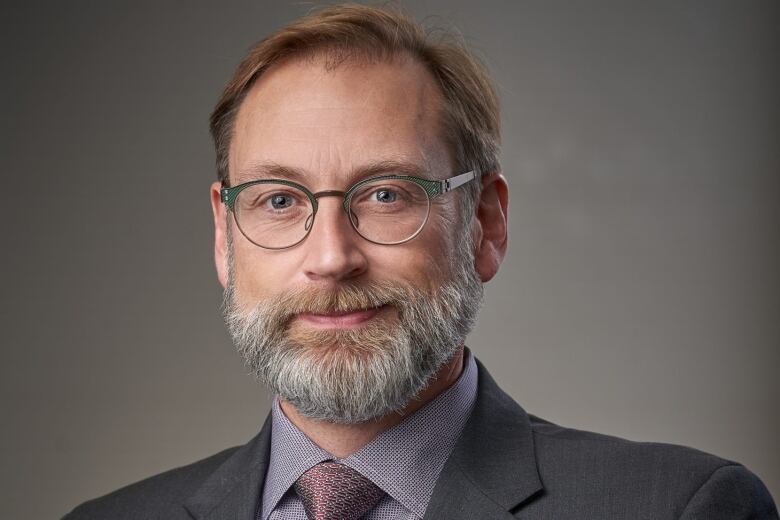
[312, 190, 350, 213]
[308, 189, 360, 237]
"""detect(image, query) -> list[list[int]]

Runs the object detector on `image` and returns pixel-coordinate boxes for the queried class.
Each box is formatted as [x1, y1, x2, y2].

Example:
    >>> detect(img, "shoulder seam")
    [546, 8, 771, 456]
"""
[678, 463, 742, 518]
[531, 427, 655, 447]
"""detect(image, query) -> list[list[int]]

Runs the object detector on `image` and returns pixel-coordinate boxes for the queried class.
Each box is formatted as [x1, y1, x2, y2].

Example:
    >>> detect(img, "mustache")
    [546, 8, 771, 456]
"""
[278, 281, 416, 315]
[230, 280, 424, 327]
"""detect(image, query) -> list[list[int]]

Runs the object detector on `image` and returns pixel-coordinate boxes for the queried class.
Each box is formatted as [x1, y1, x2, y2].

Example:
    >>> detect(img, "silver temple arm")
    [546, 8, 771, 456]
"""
[442, 170, 478, 193]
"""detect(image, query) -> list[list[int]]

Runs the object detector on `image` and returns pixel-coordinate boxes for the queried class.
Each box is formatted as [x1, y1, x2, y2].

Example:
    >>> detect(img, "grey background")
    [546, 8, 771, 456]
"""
[2, 1, 778, 518]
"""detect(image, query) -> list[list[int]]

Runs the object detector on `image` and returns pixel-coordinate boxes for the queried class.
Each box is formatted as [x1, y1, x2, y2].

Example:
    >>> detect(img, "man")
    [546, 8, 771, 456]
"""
[65, 4, 777, 519]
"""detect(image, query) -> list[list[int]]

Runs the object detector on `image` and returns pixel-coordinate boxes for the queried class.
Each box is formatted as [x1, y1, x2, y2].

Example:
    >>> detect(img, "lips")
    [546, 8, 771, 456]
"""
[296, 305, 387, 329]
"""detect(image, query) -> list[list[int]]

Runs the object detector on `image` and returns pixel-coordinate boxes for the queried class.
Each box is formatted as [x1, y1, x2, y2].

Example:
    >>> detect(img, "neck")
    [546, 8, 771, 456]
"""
[278, 346, 465, 458]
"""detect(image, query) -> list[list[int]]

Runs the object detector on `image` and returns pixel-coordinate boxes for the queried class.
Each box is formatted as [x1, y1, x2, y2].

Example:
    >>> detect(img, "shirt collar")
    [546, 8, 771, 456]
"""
[261, 348, 478, 520]
[261, 401, 331, 520]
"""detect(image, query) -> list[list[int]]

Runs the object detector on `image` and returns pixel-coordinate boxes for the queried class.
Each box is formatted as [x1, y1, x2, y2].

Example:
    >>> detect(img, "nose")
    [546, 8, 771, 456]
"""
[301, 196, 368, 282]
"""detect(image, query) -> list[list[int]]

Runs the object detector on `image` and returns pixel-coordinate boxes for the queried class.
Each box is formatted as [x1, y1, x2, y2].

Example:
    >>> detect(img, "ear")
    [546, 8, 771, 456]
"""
[210, 182, 229, 289]
[472, 173, 509, 282]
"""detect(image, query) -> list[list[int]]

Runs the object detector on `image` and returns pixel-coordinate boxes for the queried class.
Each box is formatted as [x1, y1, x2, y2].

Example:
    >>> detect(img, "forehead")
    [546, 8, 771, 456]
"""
[229, 55, 452, 187]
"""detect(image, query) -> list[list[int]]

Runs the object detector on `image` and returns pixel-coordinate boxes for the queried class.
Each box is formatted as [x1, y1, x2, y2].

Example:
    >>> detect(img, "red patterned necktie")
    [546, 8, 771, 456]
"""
[293, 461, 385, 520]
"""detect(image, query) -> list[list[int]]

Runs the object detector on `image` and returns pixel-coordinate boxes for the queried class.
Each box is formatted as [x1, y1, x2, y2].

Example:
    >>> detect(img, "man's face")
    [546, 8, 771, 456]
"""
[210, 55, 485, 422]
[226, 56, 461, 307]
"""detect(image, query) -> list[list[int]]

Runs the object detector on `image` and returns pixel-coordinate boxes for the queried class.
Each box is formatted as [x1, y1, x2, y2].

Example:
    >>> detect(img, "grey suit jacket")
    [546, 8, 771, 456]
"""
[64, 360, 778, 519]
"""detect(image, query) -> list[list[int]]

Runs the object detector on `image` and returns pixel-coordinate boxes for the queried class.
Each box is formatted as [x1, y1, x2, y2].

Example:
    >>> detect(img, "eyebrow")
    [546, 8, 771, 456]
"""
[233, 162, 308, 185]
[232, 159, 430, 187]
[354, 160, 427, 179]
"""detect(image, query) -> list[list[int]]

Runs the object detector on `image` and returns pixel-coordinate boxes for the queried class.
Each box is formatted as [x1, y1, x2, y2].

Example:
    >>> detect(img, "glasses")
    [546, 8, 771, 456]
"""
[221, 170, 477, 249]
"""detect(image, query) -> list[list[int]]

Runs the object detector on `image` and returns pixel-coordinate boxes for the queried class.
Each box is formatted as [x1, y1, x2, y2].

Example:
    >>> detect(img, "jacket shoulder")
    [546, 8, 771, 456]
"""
[530, 414, 732, 469]
[62, 446, 240, 520]
[527, 415, 775, 518]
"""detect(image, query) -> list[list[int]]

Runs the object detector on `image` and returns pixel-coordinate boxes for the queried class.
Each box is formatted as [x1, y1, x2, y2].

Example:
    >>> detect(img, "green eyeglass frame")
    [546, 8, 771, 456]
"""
[221, 169, 477, 248]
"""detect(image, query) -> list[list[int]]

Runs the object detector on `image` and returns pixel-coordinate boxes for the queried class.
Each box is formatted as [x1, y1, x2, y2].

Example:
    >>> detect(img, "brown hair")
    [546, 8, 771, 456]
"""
[210, 3, 500, 213]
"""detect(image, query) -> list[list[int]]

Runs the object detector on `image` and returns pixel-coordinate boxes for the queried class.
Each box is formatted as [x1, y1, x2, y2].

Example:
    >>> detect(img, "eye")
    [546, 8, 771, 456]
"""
[268, 193, 295, 210]
[372, 189, 398, 203]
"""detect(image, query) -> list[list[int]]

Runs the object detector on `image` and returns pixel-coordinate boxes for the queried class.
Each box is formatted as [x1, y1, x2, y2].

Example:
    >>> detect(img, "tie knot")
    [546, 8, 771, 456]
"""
[293, 462, 385, 520]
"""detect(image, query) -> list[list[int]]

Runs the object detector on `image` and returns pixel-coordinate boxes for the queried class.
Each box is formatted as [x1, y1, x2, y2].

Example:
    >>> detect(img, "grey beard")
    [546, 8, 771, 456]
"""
[222, 231, 483, 424]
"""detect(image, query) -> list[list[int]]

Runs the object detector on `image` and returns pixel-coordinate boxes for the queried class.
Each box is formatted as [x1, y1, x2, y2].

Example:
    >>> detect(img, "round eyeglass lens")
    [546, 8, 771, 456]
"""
[348, 178, 431, 244]
[233, 182, 314, 249]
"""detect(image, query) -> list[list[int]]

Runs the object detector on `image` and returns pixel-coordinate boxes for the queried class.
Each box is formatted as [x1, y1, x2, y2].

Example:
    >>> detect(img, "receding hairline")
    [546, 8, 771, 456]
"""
[237, 47, 445, 112]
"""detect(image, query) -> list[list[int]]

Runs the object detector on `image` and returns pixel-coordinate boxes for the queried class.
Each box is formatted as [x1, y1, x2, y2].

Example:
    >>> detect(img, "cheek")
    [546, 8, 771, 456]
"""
[367, 227, 453, 290]
[427, 202, 463, 253]
[230, 242, 290, 302]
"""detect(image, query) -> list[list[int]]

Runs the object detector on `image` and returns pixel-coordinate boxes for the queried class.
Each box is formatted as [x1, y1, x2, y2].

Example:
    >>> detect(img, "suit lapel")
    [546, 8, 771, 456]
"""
[183, 415, 273, 520]
[424, 359, 543, 519]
